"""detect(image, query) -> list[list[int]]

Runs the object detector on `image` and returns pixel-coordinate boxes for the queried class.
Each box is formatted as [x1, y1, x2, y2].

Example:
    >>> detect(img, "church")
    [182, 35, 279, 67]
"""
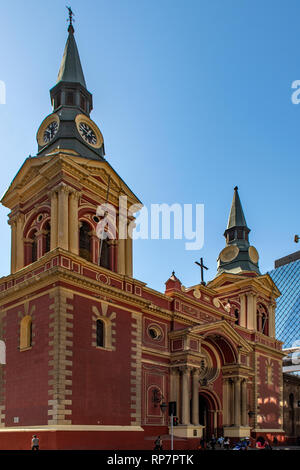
[0, 17, 285, 450]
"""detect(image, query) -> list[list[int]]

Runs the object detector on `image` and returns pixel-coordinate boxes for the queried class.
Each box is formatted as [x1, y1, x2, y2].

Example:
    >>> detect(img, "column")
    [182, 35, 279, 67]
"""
[241, 379, 248, 426]
[57, 184, 69, 250]
[223, 378, 230, 426]
[234, 378, 241, 427]
[239, 293, 246, 328]
[180, 366, 190, 425]
[91, 231, 99, 264]
[118, 213, 127, 275]
[257, 313, 262, 332]
[118, 238, 126, 275]
[35, 229, 47, 259]
[50, 189, 58, 250]
[69, 191, 80, 255]
[268, 304, 276, 338]
[246, 293, 257, 330]
[125, 224, 133, 277]
[107, 240, 114, 271]
[192, 369, 200, 426]
[10, 219, 17, 274]
[23, 238, 33, 266]
[170, 367, 180, 409]
[15, 213, 24, 271]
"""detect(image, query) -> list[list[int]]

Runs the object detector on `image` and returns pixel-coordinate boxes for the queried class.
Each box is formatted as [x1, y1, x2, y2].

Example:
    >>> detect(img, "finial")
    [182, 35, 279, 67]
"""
[172, 270, 175, 277]
[66, 6, 75, 33]
[234, 186, 238, 191]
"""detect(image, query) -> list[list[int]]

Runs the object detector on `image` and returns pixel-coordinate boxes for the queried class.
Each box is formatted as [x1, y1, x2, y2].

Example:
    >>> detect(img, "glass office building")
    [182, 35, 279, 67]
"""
[269, 251, 300, 349]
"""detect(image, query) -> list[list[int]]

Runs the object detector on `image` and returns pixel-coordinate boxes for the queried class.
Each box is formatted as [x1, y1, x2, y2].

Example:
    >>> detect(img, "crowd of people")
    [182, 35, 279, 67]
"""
[198, 434, 276, 450]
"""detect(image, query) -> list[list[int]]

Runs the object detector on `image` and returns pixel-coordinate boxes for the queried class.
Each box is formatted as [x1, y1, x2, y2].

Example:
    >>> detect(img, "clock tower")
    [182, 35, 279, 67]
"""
[37, 22, 105, 160]
[217, 186, 260, 276]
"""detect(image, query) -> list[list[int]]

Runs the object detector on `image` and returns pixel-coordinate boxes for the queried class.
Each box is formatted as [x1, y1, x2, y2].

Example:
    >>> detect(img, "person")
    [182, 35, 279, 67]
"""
[223, 436, 230, 449]
[210, 434, 216, 450]
[273, 436, 278, 447]
[217, 436, 224, 448]
[198, 438, 206, 450]
[154, 435, 163, 451]
[264, 439, 272, 450]
[31, 435, 39, 451]
[256, 437, 266, 449]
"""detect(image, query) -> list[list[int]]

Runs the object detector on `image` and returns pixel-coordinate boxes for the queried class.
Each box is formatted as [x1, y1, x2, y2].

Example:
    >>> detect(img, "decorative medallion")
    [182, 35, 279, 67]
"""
[193, 289, 201, 299]
[219, 245, 239, 263]
[248, 246, 259, 264]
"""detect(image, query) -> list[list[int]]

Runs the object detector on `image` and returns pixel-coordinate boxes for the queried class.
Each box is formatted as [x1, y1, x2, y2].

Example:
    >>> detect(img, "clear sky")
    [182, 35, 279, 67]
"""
[0, 0, 299, 292]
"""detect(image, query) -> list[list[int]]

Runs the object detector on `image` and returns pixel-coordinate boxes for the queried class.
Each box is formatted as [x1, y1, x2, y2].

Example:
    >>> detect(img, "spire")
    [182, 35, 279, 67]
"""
[49, 8, 93, 116]
[56, 14, 87, 88]
[226, 186, 247, 230]
[216, 187, 260, 276]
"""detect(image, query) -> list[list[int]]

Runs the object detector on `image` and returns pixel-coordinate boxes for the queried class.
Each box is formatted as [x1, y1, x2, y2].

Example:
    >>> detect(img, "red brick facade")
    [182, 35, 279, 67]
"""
[0, 244, 285, 449]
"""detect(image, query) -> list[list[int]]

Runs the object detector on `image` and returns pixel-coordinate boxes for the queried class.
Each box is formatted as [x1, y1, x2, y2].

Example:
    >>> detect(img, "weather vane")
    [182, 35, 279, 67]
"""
[66, 6, 75, 27]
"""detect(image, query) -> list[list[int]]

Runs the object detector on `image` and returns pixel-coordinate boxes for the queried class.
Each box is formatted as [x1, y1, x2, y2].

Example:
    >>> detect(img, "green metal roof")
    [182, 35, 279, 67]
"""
[57, 26, 87, 88]
[226, 186, 248, 229]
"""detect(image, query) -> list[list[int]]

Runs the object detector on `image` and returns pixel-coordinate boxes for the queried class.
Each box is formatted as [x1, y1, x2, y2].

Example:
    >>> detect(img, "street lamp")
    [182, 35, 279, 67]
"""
[294, 235, 299, 243]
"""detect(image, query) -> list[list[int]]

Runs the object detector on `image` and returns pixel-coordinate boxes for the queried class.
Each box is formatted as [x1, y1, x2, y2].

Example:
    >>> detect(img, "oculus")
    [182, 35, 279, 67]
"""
[147, 325, 163, 341]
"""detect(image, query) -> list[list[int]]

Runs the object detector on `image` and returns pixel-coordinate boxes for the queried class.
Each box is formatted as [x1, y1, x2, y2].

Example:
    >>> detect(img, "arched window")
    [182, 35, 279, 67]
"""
[79, 221, 92, 262]
[31, 230, 38, 263]
[44, 221, 51, 254]
[66, 92, 74, 105]
[257, 304, 269, 335]
[96, 319, 105, 347]
[234, 309, 239, 325]
[261, 313, 268, 335]
[80, 94, 86, 112]
[99, 238, 110, 270]
[20, 316, 32, 351]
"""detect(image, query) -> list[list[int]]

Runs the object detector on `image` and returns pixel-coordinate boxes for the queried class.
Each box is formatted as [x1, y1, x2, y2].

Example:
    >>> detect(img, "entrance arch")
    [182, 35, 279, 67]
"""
[198, 390, 220, 439]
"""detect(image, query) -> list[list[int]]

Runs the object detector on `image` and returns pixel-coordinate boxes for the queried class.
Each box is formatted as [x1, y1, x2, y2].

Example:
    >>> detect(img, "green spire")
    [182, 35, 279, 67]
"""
[57, 24, 87, 88]
[226, 186, 247, 230]
[217, 186, 260, 276]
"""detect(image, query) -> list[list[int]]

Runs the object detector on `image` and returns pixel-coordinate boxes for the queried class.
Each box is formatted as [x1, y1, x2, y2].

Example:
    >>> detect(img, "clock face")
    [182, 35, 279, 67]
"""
[219, 245, 239, 263]
[43, 121, 59, 143]
[78, 122, 97, 145]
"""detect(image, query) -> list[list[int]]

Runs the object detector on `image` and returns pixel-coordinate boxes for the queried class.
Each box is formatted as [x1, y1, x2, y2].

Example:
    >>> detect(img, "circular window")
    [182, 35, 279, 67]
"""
[93, 215, 100, 223]
[148, 325, 163, 341]
[37, 214, 43, 223]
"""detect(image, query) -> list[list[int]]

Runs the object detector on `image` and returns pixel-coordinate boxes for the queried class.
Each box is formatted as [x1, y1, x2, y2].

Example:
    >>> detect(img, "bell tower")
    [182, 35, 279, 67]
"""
[217, 186, 260, 276]
[2, 15, 140, 277]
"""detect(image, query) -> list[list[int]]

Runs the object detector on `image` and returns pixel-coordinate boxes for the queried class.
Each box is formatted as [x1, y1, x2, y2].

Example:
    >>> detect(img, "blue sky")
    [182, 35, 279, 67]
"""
[0, 0, 299, 292]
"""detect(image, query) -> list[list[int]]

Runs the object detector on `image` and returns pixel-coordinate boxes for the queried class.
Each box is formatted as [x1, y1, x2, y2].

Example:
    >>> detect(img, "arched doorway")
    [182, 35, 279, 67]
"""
[198, 392, 217, 439]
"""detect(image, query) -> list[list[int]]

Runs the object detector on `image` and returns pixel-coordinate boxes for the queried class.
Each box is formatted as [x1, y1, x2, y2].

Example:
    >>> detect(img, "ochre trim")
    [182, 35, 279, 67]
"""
[0, 425, 144, 432]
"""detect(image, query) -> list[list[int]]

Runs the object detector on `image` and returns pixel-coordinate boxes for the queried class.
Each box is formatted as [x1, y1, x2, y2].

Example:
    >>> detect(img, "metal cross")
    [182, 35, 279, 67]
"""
[195, 257, 208, 286]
